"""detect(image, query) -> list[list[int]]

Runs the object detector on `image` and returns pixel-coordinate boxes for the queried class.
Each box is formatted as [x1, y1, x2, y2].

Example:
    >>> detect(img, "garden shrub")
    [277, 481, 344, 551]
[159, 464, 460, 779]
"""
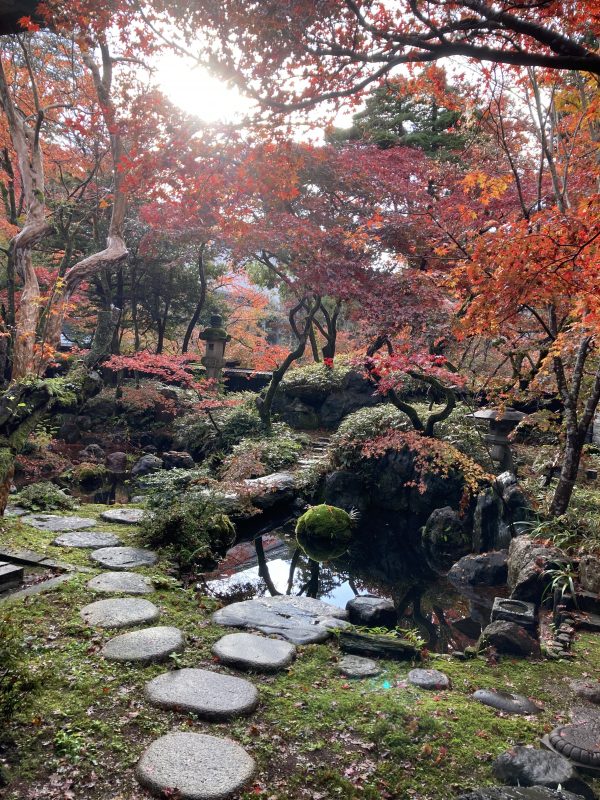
[220, 424, 304, 480]
[295, 504, 354, 560]
[14, 480, 75, 511]
[70, 462, 109, 487]
[279, 360, 351, 401]
[331, 405, 412, 466]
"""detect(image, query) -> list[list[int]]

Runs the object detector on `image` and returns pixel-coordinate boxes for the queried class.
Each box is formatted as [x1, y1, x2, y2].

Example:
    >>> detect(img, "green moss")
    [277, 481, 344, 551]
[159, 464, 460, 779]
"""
[69, 462, 109, 487]
[295, 504, 353, 560]
[14, 481, 75, 511]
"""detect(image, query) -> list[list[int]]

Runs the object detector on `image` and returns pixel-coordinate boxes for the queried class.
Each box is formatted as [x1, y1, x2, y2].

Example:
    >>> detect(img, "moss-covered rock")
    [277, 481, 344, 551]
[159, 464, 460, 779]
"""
[295, 504, 354, 561]
[14, 481, 75, 512]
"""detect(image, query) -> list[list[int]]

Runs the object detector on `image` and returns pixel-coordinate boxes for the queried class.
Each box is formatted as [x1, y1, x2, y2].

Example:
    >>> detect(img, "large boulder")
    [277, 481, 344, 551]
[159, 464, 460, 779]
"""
[243, 471, 296, 510]
[497, 471, 534, 532]
[472, 488, 502, 552]
[319, 371, 381, 428]
[346, 596, 397, 628]
[280, 398, 320, 430]
[508, 537, 564, 604]
[106, 451, 128, 474]
[479, 620, 538, 657]
[132, 454, 164, 478]
[323, 470, 368, 513]
[448, 552, 508, 586]
[422, 507, 471, 574]
[162, 451, 195, 470]
[578, 555, 600, 595]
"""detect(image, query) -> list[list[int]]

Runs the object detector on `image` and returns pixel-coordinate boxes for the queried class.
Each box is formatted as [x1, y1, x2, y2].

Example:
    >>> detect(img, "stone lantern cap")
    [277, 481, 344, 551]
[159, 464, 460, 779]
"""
[472, 408, 526, 424]
[199, 314, 231, 342]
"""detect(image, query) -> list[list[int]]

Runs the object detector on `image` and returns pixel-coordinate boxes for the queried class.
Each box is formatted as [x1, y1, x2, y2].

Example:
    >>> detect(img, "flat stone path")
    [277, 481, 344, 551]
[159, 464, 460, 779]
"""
[102, 625, 184, 664]
[145, 667, 259, 719]
[87, 571, 154, 594]
[22, 514, 97, 532]
[100, 508, 146, 525]
[212, 632, 296, 672]
[80, 597, 159, 629]
[53, 531, 122, 549]
[136, 732, 255, 800]
[90, 546, 157, 570]
[473, 689, 542, 715]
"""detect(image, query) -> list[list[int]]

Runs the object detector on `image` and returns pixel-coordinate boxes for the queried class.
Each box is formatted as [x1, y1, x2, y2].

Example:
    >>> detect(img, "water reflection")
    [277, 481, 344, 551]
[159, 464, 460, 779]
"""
[202, 526, 504, 654]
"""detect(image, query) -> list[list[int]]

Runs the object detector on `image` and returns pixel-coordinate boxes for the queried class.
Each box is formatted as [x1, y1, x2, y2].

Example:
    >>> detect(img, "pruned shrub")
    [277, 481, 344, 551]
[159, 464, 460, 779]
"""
[14, 480, 75, 511]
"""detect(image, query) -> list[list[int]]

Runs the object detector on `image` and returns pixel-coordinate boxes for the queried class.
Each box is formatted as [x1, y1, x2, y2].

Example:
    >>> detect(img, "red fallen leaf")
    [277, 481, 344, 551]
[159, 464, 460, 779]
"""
[341, 683, 351, 689]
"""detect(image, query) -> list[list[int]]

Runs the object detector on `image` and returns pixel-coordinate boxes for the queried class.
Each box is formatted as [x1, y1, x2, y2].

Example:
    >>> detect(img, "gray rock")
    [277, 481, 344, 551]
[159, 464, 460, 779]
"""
[145, 667, 258, 719]
[212, 632, 296, 672]
[548, 721, 600, 768]
[100, 507, 146, 525]
[338, 655, 381, 678]
[79, 444, 105, 461]
[4, 505, 27, 517]
[492, 746, 594, 799]
[131, 454, 164, 477]
[570, 679, 600, 704]
[53, 530, 122, 549]
[135, 732, 255, 800]
[281, 398, 320, 430]
[346, 595, 397, 628]
[80, 597, 159, 629]
[90, 546, 157, 570]
[22, 514, 96, 532]
[508, 537, 564, 604]
[212, 595, 349, 644]
[473, 488, 502, 553]
[242, 471, 296, 509]
[579, 555, 600, 595]
[323, 470, 368, 513]
[102, 626, 184, 664]
[105, 452, 128, 474]
[472, 688, 542, 715]
[87, 571, 154, 595]
[458, 788, 586, 800]
[448, 552, 508, 586]
[162, 450, 195, 470]
[422, 506, 471, 574]
[480, 620, 537, 657]
[408, 668, 451, 690]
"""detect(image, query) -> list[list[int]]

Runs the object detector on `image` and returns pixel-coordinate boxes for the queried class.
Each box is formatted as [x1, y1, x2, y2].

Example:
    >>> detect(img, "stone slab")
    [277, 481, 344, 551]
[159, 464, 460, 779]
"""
[212, 595, 349, 644]
[145, 667, 258, 719]
[80, 597, 159, 629]
[570, 679, 600, 705]
[87, 571, 154, 595]
[90, 546, 157, 570]
[408, 668, 451, 690]
[135, 732, 255, 800]
[459, 788, 586, 800]
[101, 626, 184, 664]
[0, 562, 24, 591]
[493, 746, 595, 800]
[100, 508, 146, 525]
[212, 632, 296, 672]
[338, 655, 381, 678]
[473, 689, 542, 715]
[4, 505, 27, 517]
[22, 514, 96, 532]
[53, 531, 122, 549]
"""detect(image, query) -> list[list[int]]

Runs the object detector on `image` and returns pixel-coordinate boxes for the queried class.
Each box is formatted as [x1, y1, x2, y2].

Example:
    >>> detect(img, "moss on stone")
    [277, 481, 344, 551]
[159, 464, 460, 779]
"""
[295, 504, 353, 560]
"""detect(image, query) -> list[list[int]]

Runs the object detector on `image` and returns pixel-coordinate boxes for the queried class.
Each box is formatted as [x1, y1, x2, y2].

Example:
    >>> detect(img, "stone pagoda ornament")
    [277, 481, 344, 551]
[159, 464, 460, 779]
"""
[199, 314, 231, 380]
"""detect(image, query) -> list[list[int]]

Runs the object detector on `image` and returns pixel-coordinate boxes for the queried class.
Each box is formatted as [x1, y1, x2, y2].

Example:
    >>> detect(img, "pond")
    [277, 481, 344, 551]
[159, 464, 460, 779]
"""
[201, 518, 506, 654]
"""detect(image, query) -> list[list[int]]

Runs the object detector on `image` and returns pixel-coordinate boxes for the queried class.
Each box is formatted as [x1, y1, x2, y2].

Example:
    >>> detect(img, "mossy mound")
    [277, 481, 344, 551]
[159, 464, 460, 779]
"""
[295, 504, 353, 561]
[14, 481, 75, 512]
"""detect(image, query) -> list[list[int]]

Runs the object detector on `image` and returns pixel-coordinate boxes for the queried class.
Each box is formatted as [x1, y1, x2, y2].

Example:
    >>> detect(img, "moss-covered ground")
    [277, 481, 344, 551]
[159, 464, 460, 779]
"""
[1, 503, 600, 800]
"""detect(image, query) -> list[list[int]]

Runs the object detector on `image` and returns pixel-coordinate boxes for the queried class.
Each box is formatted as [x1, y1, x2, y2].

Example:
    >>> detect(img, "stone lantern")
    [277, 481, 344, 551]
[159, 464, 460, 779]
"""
[472, 407, 526, 473]
[199, 314, 231, 380]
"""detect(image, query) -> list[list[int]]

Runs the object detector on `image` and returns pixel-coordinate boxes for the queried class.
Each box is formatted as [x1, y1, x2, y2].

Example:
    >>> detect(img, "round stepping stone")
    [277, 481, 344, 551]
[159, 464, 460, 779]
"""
[548, 722, 600, 768]
[90, 546, 156, 570]
[80, 598, 159, 629]
[338, 655, 381, 678]
[53, 530, 122, 549]
[101, 626, 183, 664]
[408, 668, 451, 690]
[212, 632, 296, 673]
[22, 514, 96, 532]
[100, 508, 145, 525]
[87, 571, 153, 595]
[473, 688, 542, 715]
[145, 667, 258, 719]
[136, 732, 255, 800]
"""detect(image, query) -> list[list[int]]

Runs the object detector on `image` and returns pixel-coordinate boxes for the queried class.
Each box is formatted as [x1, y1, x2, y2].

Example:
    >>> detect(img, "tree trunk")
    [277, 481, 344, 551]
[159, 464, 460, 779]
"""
[182, 244, 207, 354]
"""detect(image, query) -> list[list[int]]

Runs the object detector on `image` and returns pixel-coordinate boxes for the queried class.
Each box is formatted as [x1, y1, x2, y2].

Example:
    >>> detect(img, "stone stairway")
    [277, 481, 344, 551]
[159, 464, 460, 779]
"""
[47, 508, 297, 799]
[295, 433, 331, 472]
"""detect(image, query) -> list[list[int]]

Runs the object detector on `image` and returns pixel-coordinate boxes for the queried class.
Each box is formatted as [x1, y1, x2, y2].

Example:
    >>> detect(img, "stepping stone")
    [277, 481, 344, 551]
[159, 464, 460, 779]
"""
[145, 667, 258, 719]
[136, 732, 255, 800]
[473, 689, 542, 715]
[80, 598, 159, 629]
[570, 679, 600, 704]
[212, 595, 349, 645]
[459, 788, 587, 799]
[212, 632, 296, 672]
[90, 546, 156, 570]
[408, 668, 451, 690]
[493, 746, 595, 800]
[22, 514, 96, 532]
[100, 508, 145, 525]
[53, 530, 122, 549]
[546, 721, 600, 768]
[102, 626, 184, 664]
[4, 505, 27, 517]
[338, 655, 381, 678]
[87, 571, 154, 595]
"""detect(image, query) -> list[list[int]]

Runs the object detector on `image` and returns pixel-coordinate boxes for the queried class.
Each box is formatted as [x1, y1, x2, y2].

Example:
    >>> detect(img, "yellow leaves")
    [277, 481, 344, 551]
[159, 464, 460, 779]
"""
[461, 172, 510, 205]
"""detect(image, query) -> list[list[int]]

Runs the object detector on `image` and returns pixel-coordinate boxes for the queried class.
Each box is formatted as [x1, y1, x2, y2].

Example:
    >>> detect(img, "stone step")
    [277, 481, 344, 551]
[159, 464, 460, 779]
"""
[87, 571, 154, 595]
[101, 626, 184, 664]
[136, 732, 255, 800]
[22, 514, 97, 532]
[80, 597, 160, 629]
[100, 508, 146, 525]
[212, 632, 296, 672]
[90, 546, 157, 570]
[145, 667, 258, 719]
[53, 531, 122, 549]
[0, 561, 24, 591]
